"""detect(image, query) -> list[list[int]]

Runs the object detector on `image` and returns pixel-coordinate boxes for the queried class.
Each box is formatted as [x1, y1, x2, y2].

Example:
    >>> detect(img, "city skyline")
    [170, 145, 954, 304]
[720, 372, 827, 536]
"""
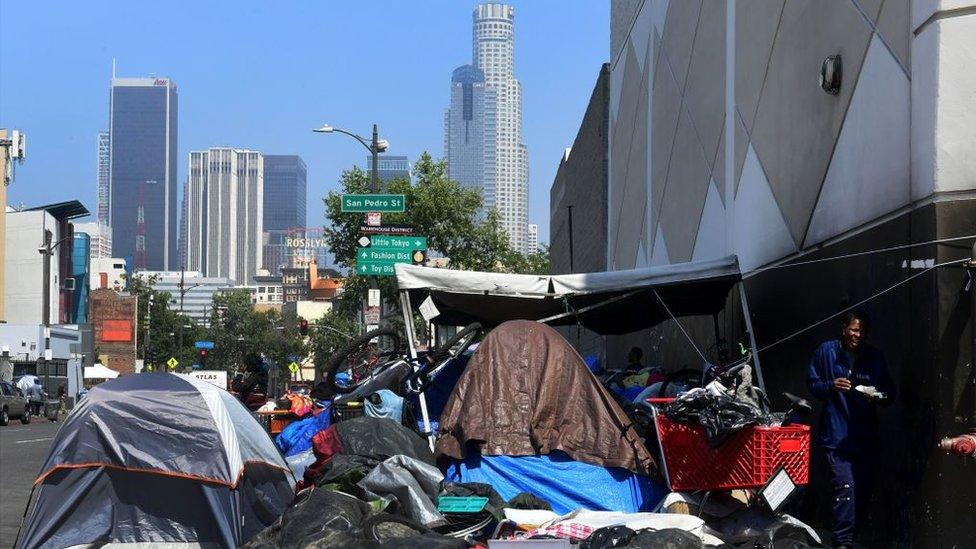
[0, 1, 608, 245]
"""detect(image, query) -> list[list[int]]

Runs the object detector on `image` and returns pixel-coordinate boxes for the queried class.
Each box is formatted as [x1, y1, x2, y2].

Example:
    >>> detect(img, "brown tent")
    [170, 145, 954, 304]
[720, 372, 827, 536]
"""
[435, 320, 659, 477]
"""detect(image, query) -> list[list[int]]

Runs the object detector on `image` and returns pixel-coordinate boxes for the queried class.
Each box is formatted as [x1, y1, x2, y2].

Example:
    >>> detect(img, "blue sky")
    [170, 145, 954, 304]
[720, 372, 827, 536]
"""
[0, 1, 609, 244]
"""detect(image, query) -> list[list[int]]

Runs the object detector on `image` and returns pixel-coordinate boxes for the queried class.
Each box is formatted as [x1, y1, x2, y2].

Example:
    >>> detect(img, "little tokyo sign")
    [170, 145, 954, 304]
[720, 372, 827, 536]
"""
[357, 235, 427, 249]
[341, 194, 405, 213]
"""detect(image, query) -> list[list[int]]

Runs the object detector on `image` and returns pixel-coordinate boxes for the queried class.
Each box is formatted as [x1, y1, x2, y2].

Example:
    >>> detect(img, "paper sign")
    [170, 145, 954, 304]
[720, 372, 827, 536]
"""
[368, 289, 381, 307]
[419, 296, 440, 322]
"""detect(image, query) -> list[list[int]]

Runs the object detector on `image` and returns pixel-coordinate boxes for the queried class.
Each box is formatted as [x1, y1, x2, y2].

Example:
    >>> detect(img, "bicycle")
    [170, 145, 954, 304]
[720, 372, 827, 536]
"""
[323, 322, 484, 397]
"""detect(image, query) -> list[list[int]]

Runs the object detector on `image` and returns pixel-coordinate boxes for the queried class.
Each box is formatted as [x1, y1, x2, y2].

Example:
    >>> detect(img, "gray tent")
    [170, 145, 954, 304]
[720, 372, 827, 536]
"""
[17, 373, 295, 549]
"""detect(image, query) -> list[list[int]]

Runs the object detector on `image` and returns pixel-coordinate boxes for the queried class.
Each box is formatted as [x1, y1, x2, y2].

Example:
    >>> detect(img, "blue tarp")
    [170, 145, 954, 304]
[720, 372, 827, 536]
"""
[443, 449, 665, 515]
[274, 404, 331, 457]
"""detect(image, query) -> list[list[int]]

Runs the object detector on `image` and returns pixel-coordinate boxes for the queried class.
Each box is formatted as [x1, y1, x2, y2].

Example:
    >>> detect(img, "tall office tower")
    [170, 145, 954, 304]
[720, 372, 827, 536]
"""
[185, 148, 264, 284]
[263, 155, 307, 231]
[444, 65, 496, 210]
[364, 155, 412, 186]
[109, 76, 178, 270]
[96, 131, 110, 224]
[527, 223, 538, 255]
[473, 3, 529, 253]
[178, 179, 188, 269]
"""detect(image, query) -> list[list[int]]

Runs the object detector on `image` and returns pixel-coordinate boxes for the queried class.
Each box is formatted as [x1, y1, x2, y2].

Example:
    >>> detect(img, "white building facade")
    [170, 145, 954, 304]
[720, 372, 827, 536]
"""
[185, 148, 264, 284]
[74, 221, 113, 259]
[137, 271, 236, 327]
[96, 131, 110, 225]
[527, 223, 538, 255]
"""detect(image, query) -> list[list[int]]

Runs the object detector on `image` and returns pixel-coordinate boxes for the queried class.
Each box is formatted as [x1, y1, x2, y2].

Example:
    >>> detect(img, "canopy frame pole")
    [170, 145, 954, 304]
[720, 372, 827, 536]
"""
[535, 289, 643, 325]
[399, 290, 434, 451]
[738, 283, 765, 391]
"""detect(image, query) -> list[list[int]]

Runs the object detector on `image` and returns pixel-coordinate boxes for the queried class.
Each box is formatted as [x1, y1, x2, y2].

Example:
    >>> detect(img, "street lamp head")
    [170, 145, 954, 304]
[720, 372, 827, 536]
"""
[313, 124, 334, 133]
[376, 138, 390, 152]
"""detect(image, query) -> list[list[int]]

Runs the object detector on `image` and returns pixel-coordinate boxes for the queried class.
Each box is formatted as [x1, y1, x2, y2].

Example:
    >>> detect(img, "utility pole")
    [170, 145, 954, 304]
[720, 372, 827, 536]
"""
[371, 124, 380, 193]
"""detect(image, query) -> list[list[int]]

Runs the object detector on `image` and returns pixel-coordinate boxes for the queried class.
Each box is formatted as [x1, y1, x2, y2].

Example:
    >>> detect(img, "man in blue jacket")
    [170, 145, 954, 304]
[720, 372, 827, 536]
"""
[807, 311, 895, 548]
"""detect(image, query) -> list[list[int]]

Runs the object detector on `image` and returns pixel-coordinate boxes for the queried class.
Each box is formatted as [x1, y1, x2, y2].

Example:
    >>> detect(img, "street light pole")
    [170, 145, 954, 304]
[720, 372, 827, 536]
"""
[371, 124, 380, 193]
[312, 123, 388, 194]
[38, 232, 73, 393]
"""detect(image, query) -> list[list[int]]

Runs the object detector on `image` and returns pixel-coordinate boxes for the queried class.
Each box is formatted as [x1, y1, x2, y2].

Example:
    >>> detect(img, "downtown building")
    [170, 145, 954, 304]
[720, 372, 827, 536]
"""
[261, 155, 308, 275]
[96, 131, 110, 224]
[550, 3, 976, 544]
[184, 148, 264, 284]
[445, 3, 529, 253]
[365, 155, 411, 186]
[109, 76, 178, 271]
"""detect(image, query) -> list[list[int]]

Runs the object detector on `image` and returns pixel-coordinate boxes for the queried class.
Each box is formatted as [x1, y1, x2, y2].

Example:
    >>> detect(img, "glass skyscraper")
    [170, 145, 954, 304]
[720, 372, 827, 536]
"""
[96, 131, 110, 225]
[364, 155, 411, 186]
[444, 4, 529, 252]
[109, 76, 178, 270]
[262, 155, 307, 232]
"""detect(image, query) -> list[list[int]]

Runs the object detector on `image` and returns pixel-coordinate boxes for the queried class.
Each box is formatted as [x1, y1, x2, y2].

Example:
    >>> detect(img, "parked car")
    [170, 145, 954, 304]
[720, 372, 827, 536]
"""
[1, 380, 32, 425]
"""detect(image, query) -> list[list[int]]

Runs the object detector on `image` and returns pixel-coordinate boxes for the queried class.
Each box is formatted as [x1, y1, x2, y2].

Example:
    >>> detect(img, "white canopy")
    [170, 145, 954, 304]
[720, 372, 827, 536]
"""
[84, 364, 120, 379]
[395, 256, 741, 335]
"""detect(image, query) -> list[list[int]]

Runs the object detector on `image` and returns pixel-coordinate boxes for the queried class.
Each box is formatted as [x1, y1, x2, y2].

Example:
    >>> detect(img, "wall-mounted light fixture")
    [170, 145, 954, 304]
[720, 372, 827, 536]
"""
[820, 54, 842, 95]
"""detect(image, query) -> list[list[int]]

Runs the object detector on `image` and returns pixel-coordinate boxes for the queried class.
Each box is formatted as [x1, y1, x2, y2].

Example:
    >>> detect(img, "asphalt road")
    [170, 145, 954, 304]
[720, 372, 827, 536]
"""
[0, 418, 61, 545]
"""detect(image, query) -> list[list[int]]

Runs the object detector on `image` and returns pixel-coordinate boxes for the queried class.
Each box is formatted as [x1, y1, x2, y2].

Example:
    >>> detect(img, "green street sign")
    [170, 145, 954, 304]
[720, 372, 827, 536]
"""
[288, 362, 300, 374]
[357, 235, 427, 249]
[341, 194, 405, 213]
[356, 261, 397, 276]
[166, 357, 179, 369]
[357, 247, 415, 263]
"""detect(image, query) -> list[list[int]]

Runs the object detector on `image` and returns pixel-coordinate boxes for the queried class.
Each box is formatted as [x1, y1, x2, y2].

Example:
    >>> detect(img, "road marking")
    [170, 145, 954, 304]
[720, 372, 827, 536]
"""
[14, 437, 54, 444]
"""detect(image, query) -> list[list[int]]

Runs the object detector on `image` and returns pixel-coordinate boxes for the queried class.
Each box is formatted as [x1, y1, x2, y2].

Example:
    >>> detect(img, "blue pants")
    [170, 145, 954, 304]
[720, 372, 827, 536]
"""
[826, 449, 877, 546]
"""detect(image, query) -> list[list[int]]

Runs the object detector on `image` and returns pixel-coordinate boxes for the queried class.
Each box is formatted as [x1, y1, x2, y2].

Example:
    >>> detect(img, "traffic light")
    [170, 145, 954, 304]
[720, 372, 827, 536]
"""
[198, 348, 208, 368]
[299, 318, 309, 336]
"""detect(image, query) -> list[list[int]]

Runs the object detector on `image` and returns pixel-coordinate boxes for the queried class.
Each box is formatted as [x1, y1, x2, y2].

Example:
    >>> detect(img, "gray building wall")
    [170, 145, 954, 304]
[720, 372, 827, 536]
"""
[596, 1, 976, 544]
[4, 210, 61, 325]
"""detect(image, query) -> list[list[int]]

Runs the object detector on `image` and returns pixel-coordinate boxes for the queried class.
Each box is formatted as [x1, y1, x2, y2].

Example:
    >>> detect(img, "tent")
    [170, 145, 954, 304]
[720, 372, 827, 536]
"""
[436, 320, 662, 512]
[395, 255, 741, 334]
[83, 363, 120, 379]
[17, 373, 295, 549]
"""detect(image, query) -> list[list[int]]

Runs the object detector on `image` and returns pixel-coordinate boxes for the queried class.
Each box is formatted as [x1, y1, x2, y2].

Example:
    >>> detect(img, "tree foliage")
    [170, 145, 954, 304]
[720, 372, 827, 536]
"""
[323, 152, 544, 314]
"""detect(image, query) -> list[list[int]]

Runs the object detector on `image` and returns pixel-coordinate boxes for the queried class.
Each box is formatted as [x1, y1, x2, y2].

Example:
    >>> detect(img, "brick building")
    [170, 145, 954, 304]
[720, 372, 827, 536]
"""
[89, 288, 138, 375]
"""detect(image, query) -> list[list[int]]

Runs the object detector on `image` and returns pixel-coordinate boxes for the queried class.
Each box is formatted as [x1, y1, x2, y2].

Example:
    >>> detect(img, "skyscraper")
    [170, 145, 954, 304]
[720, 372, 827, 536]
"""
[445, 4, 529, 252]
[445, 65, 495, 208]
[364, 155, 412, 186]
[527, 223, 538, 255]
[263, 155, 307, 231]
[109, 76, 178, 270]
[96, 131, 110, 224]
[185, 148, 264, 284]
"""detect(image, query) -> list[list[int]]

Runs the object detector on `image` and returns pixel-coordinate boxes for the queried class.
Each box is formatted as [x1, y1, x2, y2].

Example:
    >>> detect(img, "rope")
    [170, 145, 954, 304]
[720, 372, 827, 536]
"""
[757, 257, 970, 353]
[651, 287, 710, 365]
[746, 234, 976, 275]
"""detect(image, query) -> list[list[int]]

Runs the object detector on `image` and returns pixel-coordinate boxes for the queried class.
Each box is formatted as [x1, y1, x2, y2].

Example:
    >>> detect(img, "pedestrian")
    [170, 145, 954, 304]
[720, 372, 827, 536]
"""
[57, 384, 67, 415]
[27, 381, 45, 416]
[806, 311, 895, 548]
[625, 347, 644, 370]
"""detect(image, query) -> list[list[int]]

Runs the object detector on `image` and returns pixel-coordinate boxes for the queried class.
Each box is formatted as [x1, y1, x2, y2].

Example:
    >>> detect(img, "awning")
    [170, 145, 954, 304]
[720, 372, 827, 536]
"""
[84, 364, 120, 379]
[395, 256, 741, 335]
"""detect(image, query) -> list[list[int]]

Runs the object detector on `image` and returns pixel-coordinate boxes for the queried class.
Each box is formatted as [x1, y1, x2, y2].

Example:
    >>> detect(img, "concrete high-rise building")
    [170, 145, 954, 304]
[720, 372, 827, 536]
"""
[96, 131, 110, 224]
[473, 3, 529, 252]
[73, 222, 113, 259]
[527, 223, 538, 255]
[185, 148, 264, 284]
[109, 76, 178, 271]
[263, 155, 307, 232]
[364, 155, 411, 186]
[444, 65, 495, 208]
[445, 4, 529, 252]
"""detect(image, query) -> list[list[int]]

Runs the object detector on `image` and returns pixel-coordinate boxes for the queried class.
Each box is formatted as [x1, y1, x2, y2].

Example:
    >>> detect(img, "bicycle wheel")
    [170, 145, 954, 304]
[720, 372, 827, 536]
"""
[325, 328, 403, 394]
[426, 323, 483, 374]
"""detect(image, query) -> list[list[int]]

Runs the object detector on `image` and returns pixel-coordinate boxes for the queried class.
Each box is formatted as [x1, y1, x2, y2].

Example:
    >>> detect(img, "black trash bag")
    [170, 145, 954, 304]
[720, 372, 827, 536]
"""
[735, 522, 822, 549]
[506, 492, 552, 511]
[239, 519, 282, 549]
[707, 506, 823, 548]
[278, 489, 372, 549]
[334, 416, 435, 464]
[315, 454, 379, 490]
[664, 391, 773, 447]
[582, 525, 636, 549]
[359, 512, 468, 548]
[623, 528, 704, 548]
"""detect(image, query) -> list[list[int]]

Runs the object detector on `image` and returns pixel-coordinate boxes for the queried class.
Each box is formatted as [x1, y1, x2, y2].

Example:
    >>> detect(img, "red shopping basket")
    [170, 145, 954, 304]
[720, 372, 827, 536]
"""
[654, 407, 810, 492]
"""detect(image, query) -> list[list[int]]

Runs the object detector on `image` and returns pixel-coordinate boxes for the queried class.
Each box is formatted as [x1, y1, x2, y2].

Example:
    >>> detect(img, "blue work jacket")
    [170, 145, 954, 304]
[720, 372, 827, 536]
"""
[806, 340, 895, 452]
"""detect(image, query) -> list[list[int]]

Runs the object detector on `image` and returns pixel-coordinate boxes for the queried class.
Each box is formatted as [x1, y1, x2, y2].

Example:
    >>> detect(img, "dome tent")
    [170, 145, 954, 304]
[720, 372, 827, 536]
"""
[17, 373, 295, 549]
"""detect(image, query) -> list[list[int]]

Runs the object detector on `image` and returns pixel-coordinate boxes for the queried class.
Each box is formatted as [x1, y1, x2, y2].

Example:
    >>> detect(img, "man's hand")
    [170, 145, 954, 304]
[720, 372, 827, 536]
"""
[832, 377, 852, 392]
